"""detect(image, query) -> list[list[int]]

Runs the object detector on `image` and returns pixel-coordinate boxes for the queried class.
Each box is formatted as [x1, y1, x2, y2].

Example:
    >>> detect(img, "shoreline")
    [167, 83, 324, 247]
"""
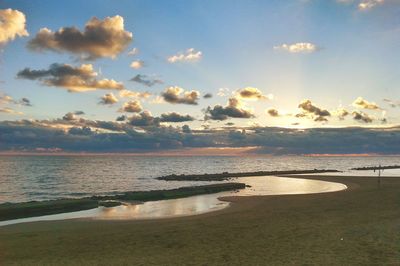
[0, 183, 246, 222]
[1, 174, 400, 264]
[157, 169, 340, 181]
[0, 175, 347, 227]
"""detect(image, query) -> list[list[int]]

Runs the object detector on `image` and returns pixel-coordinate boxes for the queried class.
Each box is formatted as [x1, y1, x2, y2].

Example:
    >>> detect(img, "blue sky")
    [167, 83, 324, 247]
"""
[0, 0, 400, 153]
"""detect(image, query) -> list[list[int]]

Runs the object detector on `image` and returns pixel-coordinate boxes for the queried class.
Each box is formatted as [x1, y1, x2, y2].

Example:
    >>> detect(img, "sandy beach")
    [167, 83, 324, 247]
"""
[1, 174, 399, 265]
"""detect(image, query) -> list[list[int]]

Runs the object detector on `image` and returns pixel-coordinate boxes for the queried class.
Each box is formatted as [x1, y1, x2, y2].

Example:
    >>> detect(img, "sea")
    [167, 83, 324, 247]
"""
[1, 155, 399, 204]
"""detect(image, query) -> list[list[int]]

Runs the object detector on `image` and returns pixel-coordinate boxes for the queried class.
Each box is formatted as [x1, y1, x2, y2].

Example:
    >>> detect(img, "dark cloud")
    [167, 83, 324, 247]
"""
[298, 100, 330, 122]
[130, 74, 163, 87]
[74, 111, 85, 115]
[19, 98, 32, 106]
[203, 93, 213, 99]
[17, 63, 124, 92]
[352, 111, 373, 123]
[68, 126, 92, 135]
[116, 115, 127, 122]
[2, 120, 400, 154]
[161, 86, 199, 105]
[267, 108, 279, 117]
[182, 125, 191, 133]
[128, 111, 160, 127]
[27, 16, 132, 60]
[205, 98, 254, 120]
[159, 112, 195, 123]
[237, 87, 272, 100]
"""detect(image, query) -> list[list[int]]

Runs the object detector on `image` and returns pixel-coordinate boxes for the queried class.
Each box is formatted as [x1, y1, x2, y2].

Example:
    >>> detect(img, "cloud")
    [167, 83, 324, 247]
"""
[161, 86, 200, 105]
[130, 74, 163, 87]
[0, 95, 13, 104]
[182, 124, 191, 133]
[119, 89, 151, 99]
[237, 87, 272, 101]
[128, 47, 138, 56]
[19, 98, 32, 107]
[128, 111, 160, 127]
[267, 108, 279, 117]
[27, 15, 132, 60]
[297, 99, 331, 122]
[0, 107, 23, 115]
[99, 93, 118, 105]
[0, 94, 32, 107]
[3, 120, 400, 154]
[274, 42, 319, 53]
[159, 112, 195, 123]
[120, 100, 142, 113]
[167, 48, 202, 63]
[383, 98, 400, 108]
[63, 112, 78, 121]
[335, 108, 350, 120]
[352, 111, 373, 123]
[116, 115, 127, 122]
[130, 60, 144, 69]
[17, 63, 124, 92]
[0, 9, 28, 46]
[352, 97, 380, 110]
[203, 93, 213, 99]
[359, 0, 384, 10]
[217, 88, 231, 97]
[205, 97, 255, 120]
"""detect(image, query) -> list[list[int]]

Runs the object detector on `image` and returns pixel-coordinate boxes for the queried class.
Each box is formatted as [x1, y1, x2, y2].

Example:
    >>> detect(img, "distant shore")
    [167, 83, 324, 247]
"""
[157, 169, 340, 181]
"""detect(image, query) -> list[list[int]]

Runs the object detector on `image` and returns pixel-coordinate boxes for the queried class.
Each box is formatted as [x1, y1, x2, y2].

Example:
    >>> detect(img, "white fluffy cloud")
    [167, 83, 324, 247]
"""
[99, 93, 119, 105]
[119, 90, 151, 99]
[359, 0, 384, 10]
[120, 100, 142, 113]
[0, 107, 23, 115]
[0, 9, 29, 45]
[352, 97, 380, 110]
[130, 60, 144, 69]
[167, 48, 202, 63]
[274, 42, 319, 53]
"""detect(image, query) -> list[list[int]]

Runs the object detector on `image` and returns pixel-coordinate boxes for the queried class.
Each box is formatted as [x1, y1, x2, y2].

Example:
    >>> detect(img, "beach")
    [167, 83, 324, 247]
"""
[1, 174, 399, 265]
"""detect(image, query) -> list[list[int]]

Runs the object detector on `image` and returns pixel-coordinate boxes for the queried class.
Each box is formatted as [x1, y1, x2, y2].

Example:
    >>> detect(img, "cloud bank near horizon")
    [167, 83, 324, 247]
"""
[1, 119, 399, 154]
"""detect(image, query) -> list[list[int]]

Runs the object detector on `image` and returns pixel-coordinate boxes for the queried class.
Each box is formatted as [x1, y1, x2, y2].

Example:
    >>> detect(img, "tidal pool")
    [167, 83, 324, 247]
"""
[0, 175, 347, 227]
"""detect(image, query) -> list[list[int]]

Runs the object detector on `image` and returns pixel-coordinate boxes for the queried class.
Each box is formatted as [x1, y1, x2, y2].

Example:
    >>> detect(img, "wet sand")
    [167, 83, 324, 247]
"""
[1, 175, 399, 265]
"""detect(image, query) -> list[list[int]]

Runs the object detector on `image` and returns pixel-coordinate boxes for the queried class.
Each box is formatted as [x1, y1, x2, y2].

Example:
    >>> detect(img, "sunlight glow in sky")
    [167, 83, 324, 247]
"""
[0, 0, 400, 154]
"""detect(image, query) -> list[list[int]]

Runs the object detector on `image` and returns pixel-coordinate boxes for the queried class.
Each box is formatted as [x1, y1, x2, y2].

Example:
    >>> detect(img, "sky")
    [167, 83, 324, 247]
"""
[1, 0, 400, 154]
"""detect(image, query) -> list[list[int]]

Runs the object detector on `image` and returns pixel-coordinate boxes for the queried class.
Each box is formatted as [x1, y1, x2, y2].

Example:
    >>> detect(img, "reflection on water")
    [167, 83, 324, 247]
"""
[232, 176, 347, 196]
[0, 175, 347, 227]
[1, 155, 398, 203]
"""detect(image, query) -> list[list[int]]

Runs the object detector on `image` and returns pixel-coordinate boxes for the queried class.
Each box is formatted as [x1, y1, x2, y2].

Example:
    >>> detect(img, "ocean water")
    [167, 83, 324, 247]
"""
[0, 155, 399, 203]
[0, 176, 348, 226]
